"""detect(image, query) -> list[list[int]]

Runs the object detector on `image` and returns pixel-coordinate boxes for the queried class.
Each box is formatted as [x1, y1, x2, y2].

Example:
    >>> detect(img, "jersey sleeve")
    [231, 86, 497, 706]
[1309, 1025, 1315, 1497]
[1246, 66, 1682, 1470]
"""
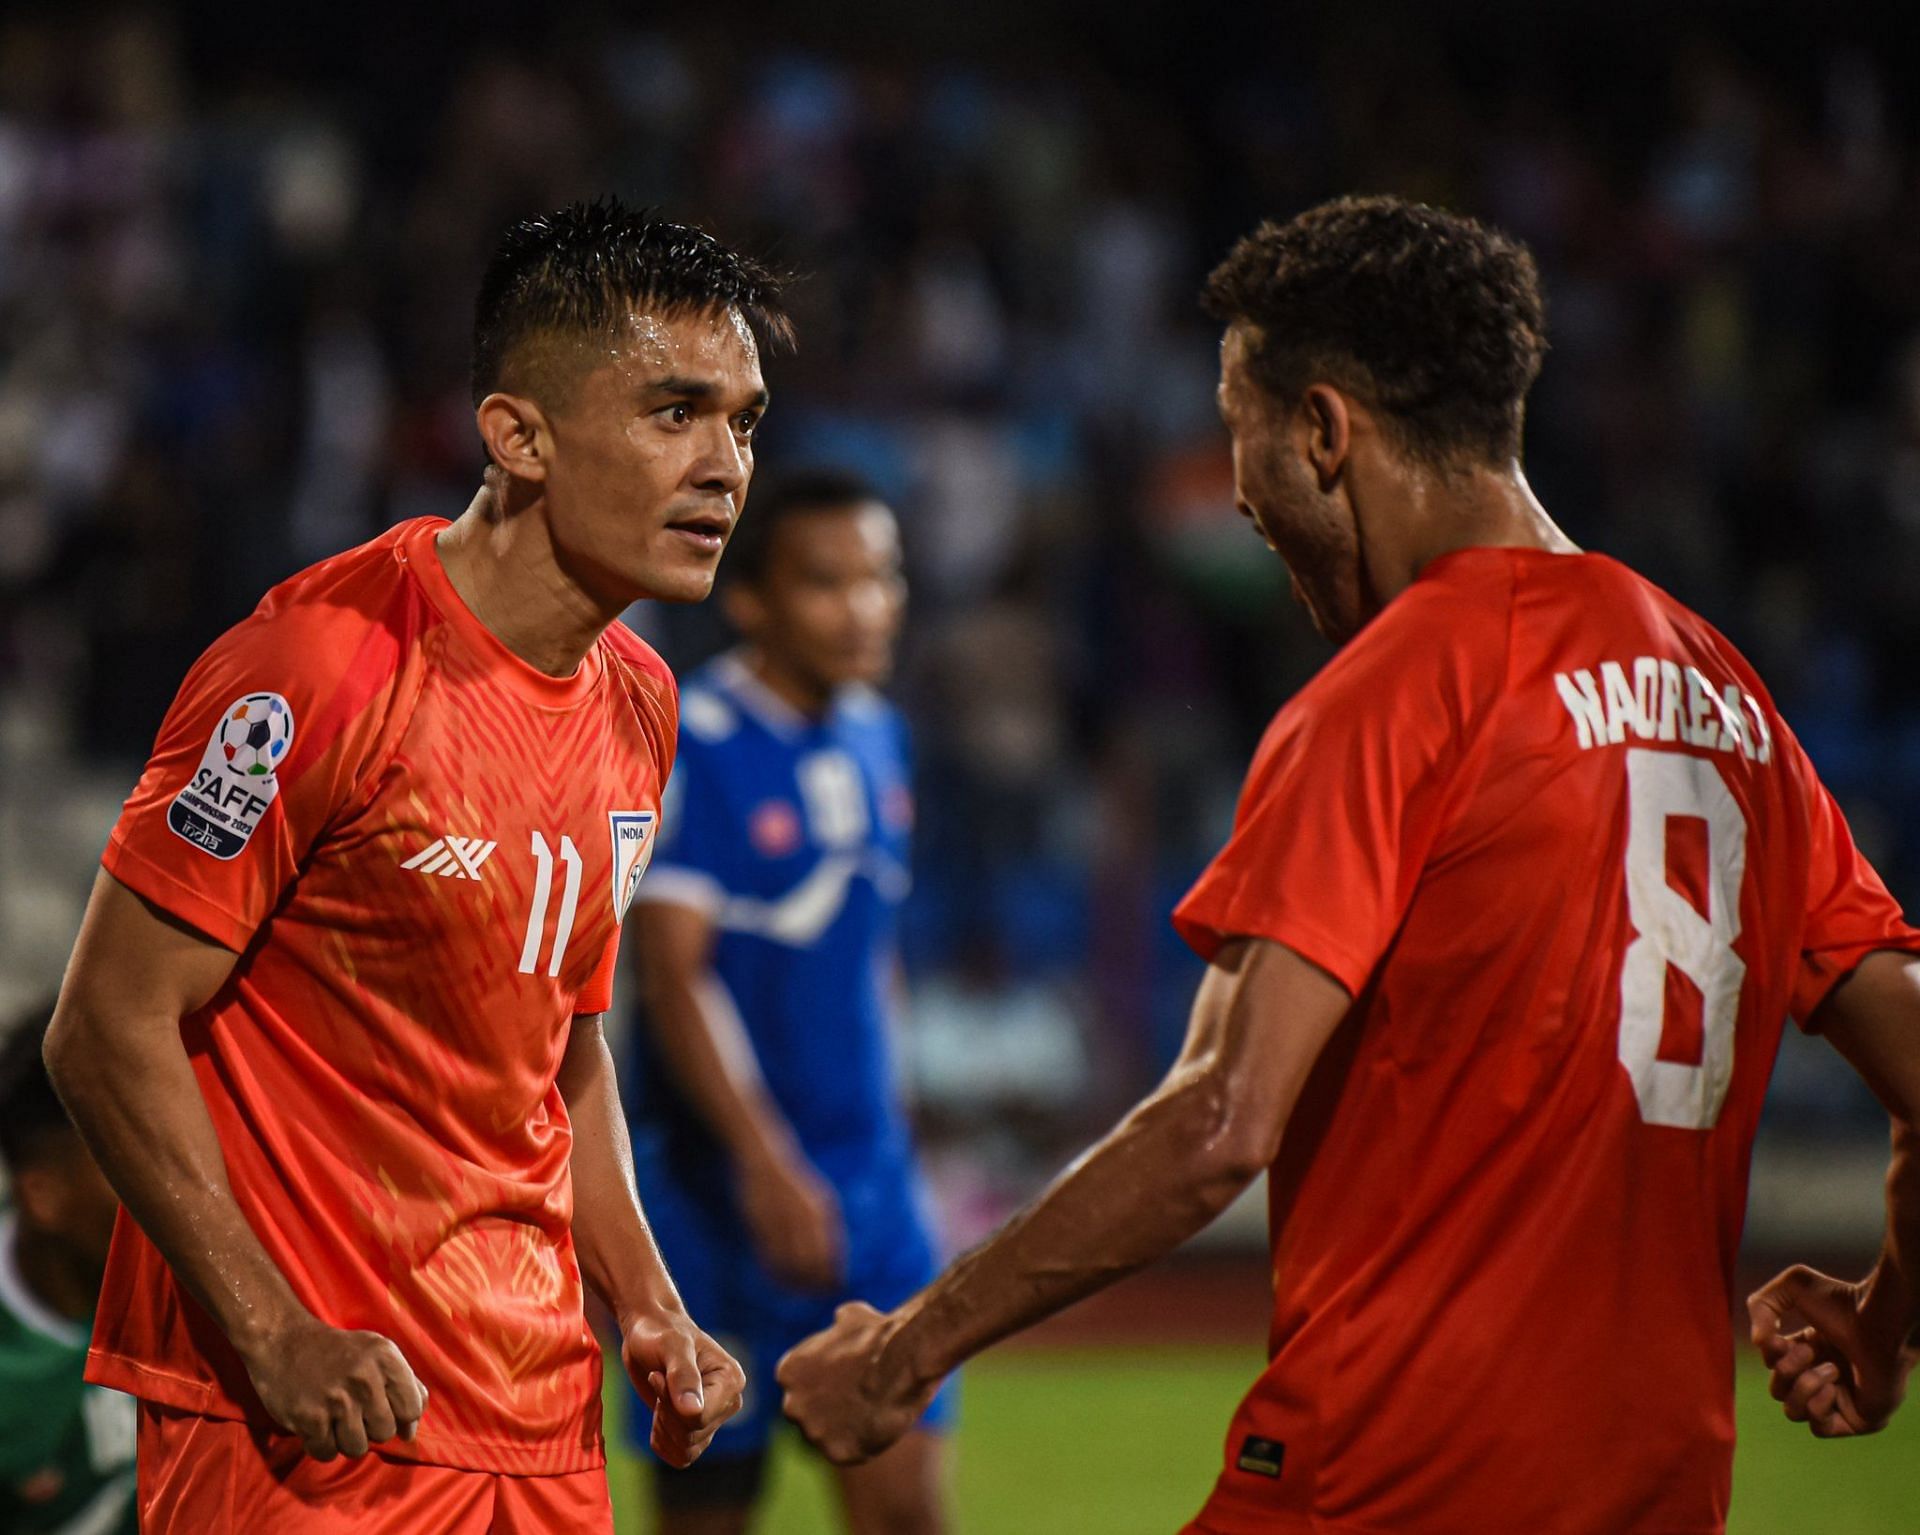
[575, 935, 620, 1016]
[102, 599, 404, 953]
[1789, 763, 1920, 1028]
[633, 730, 738, 918]
[1172, 575, 1511, 995]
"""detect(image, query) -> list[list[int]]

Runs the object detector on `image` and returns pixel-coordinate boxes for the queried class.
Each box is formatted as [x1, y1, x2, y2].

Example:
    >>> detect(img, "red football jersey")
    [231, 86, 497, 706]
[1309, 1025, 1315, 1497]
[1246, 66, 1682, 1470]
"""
[87, 517, 676, 1476]
[1173, 547, 1918, 1535]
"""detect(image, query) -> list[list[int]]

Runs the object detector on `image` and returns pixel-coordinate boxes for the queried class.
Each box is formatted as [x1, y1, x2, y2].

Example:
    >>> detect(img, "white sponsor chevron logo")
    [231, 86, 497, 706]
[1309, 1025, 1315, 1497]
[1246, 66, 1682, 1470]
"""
[401, 835, 499, 880]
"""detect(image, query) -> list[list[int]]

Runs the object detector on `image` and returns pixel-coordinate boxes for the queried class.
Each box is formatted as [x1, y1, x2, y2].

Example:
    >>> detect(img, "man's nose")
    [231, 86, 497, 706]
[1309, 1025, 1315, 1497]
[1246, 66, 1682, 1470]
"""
[691, 424, 748, 497]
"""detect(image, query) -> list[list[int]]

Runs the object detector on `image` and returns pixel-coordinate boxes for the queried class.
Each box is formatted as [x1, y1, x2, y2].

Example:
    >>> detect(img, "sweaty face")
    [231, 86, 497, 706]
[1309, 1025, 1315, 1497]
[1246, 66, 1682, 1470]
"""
[535, 305, 769, 606]
[735, 504, 906, 694]
[1218, 325, 1366, 645]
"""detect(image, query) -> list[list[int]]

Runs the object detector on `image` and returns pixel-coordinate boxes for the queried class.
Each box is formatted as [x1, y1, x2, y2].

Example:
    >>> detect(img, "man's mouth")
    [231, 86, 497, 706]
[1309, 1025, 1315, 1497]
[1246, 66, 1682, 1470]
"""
[665, 510, 732, 552]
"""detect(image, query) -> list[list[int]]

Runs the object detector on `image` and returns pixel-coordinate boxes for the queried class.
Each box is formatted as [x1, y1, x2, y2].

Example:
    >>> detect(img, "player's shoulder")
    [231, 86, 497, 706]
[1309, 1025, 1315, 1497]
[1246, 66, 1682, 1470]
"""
[256, 519, 425, 624]
[600, 618, 677, 695]
[832, 683, 908, 757]
[672, 656, 749, 751]
[195, 520, 438, 697]
[1524, 550, 1779, 708]
[1310, 545, 1522, 704]
[1601, 559, 1772, 694]
[238, 518, 430, 648]
[834, 683, 898, 726]
[679, 651, 819, 757]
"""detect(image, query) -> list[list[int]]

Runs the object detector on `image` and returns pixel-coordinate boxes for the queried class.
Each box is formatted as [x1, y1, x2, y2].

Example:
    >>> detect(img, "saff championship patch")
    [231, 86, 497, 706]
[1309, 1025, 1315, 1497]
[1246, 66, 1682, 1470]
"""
[167, 692, 295, 859]
[609, 810, 657, 918]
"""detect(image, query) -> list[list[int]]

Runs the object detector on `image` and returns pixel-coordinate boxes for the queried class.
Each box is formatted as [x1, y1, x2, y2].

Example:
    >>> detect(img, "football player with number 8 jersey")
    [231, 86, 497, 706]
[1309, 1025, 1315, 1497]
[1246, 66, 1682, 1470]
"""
[777, 198, 1920, 1534]
[45, 201, 787, 1534]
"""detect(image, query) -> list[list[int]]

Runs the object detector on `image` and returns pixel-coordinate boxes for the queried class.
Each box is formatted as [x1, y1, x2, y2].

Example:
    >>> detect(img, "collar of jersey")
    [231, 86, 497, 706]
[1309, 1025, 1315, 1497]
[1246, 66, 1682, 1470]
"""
[0, 1210, 89, 1347]
[713, 649, 817, 741]
[400, 518, 606, 707]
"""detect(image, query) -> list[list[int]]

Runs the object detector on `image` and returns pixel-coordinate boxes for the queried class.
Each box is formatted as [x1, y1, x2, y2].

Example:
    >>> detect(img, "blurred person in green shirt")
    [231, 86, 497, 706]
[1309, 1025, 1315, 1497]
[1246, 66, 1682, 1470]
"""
[0, 1003, 134, 1534]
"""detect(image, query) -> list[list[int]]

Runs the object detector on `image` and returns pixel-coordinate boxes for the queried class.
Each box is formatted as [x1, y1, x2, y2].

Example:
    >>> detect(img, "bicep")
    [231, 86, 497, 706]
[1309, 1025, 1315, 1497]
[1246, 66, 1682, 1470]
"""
[57, 868, 241, 1028]
[558, 1008, 613, 1098]
[1812, 950, 1920, 1125]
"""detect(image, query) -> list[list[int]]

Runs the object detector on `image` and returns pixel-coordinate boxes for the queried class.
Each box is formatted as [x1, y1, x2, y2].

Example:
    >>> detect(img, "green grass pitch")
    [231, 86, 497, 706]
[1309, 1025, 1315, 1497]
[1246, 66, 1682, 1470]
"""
[607, 1347, 1916, 1532]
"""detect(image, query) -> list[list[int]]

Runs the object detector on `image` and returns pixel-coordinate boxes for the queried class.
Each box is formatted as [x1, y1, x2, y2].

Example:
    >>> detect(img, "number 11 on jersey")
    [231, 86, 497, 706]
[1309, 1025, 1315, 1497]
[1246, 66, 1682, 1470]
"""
[519, 831, 582, 977]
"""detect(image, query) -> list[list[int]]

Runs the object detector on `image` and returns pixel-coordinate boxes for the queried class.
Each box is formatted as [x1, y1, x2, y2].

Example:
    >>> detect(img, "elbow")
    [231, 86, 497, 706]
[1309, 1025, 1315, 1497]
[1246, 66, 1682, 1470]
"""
[1173, 1070, 1281, 1195]
[42, 1000, 90, 1106]
[1206, 1132, 1278, 1192]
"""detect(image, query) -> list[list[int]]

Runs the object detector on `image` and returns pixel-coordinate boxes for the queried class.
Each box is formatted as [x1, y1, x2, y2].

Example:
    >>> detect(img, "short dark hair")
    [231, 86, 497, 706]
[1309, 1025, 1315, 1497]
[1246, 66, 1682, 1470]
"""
[0, 1001, 72, 1173]
[1204, 195, 1548, 467]
[723, 468, 888, 588]
[471, 198, 792, 407]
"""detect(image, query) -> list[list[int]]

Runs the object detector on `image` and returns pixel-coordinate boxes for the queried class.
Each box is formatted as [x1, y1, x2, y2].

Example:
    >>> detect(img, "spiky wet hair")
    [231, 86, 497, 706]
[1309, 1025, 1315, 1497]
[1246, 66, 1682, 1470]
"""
[470, 198, 792, 407]
[1204, 195, 1547, 468]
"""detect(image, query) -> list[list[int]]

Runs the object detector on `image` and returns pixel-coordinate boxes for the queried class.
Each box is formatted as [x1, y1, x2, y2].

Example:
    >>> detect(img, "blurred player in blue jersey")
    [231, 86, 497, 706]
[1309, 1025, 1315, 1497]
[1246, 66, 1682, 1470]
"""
[625, 470, 951, 1534]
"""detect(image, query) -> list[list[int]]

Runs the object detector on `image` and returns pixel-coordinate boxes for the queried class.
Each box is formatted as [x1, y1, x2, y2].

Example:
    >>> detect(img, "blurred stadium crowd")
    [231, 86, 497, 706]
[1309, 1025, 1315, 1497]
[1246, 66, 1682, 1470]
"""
[2, 3, 1917, 1209]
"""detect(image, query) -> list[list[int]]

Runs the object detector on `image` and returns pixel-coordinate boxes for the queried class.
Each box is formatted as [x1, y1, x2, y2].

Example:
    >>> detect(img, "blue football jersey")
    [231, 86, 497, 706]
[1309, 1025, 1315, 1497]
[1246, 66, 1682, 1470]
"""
[629, 652, 916, 1178]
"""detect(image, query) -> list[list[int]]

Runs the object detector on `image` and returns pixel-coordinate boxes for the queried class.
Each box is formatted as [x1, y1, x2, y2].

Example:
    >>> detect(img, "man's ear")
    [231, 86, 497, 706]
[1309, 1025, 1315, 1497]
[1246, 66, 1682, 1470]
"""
[9, 1163, 60, 1229]
[1300, 383, 1353, 492]
[721, 581, 765, 637]
[475, 392, 553, 486]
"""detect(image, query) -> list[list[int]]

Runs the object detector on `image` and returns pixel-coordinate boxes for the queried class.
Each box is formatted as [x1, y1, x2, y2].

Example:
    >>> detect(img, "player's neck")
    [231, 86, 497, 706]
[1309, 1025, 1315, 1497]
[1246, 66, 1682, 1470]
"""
[12, 1222, 101, 1324]
[436, 487, 619, 678]
[744, 646, 834, 720]
[1368, 460, 1577, 604]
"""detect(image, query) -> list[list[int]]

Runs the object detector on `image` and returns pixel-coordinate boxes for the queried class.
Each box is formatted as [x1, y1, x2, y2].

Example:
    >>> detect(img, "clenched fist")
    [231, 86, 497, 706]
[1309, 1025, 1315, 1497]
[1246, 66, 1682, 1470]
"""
[238, 1314, 428, 1461]
[777, 1301, 938, 1465]
[622, 1303, 747, 1468]
[1748, 1264, 1915, 1438]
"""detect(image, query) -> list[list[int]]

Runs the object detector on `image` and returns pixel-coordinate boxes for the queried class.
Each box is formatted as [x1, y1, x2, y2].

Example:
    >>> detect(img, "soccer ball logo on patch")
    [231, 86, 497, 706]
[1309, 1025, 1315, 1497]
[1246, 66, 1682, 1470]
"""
[168, 690, 295, 860]
[218, 694, 293, 778]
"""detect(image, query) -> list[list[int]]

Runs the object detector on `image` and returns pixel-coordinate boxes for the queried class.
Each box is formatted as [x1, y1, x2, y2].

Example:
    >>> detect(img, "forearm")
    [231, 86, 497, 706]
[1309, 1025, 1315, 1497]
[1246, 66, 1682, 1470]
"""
[645, 971, 803, 1173]
[1867, 1117, 1920, 1344]
[45, 998, 308, 1353]
[558, 1016, 681, 1326]
[887, 1068, 1262, 1387]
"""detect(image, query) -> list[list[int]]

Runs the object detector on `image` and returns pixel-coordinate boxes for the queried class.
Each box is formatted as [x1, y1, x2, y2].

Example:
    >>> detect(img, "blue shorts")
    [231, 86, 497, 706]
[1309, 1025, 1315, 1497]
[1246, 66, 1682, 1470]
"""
[627, 1149, 959, 1463]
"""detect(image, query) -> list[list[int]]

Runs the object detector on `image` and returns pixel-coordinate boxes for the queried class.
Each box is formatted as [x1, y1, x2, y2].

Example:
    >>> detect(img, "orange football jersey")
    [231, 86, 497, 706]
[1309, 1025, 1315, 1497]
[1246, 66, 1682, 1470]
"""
[1173, 547, 1919, 1535]
[87, 517, 676, 1475]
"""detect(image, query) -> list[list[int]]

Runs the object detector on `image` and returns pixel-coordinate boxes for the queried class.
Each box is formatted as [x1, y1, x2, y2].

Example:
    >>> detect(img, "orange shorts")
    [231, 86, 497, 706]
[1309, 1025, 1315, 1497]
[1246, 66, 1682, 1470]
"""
[136, 1402, 613, 1534]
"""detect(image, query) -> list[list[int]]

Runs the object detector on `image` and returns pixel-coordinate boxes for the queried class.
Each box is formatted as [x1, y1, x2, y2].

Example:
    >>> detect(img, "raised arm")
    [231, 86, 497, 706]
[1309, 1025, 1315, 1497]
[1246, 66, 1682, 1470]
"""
[1749, 948, 1920, 1437]
[45, 869, 425, 1460]
[631, 898, 845, 1289]
[776, 936, 1351, 1463]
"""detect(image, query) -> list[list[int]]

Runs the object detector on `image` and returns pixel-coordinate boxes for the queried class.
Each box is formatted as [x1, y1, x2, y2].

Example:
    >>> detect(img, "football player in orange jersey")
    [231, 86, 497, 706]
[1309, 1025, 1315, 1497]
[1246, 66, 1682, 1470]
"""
[44, 200, 785, 1533]
[780, 197, 1920, 1534]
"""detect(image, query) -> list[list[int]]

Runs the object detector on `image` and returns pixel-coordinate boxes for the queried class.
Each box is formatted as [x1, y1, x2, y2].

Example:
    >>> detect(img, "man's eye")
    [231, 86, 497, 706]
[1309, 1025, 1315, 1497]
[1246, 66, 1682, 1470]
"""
[657, 403, 692, 426]
[736, 413, 760, 437]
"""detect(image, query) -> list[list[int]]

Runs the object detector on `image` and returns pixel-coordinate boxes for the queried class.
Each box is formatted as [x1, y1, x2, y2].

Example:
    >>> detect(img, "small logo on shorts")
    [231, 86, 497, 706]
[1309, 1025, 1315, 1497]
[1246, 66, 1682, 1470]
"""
[1236, 1435, 1285, 1479]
